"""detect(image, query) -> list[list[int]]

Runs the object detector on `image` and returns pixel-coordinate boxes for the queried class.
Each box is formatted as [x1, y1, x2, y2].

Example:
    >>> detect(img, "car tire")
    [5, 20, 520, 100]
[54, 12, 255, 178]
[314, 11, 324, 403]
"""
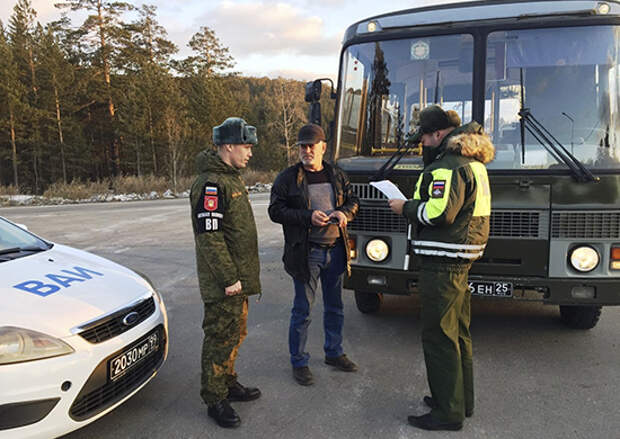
[559, 305, 602, 329]
[354, 291, 382, 314]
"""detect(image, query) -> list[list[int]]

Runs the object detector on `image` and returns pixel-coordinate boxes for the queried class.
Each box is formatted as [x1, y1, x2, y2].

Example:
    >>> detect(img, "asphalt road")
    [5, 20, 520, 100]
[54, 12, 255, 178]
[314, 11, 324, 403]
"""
[2, 196, 619, 439]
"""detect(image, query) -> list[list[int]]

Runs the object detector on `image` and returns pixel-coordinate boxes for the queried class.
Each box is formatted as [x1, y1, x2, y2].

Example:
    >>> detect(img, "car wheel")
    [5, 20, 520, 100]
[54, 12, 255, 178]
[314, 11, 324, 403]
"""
[559, 305, 602, 329]
[354, 291, 382, 314]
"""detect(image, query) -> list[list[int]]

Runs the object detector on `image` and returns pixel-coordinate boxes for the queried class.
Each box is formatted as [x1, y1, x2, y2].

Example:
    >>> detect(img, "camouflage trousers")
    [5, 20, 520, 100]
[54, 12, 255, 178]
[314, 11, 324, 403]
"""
[200, 295, 248, 406]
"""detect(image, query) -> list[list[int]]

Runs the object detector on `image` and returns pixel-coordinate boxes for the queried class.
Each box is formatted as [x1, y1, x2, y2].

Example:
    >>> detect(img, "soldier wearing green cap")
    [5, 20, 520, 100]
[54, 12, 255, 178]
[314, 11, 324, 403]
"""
[388, 105, 495, 431]
[190, 117, 261, 429]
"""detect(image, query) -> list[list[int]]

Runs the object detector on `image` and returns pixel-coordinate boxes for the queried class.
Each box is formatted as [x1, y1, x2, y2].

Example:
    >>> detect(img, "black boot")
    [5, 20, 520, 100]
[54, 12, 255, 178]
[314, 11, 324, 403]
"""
[228, 381, 261, 402]
[408, 413, 462, 431]
[207, 399, 241, 428]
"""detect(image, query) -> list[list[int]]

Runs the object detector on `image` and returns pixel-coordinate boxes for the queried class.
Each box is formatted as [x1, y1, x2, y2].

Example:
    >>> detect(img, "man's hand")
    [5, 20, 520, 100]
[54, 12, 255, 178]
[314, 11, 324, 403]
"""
[225, 280, 242, 296]
[388, 199, 406, 215]
[311, 210, 330, 227]
[328, 210, 347, 227]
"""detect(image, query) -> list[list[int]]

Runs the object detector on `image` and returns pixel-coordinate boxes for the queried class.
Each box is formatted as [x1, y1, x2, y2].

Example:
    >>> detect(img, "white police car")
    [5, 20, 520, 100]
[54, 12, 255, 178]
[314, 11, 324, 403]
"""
[0, 216, 168, 438]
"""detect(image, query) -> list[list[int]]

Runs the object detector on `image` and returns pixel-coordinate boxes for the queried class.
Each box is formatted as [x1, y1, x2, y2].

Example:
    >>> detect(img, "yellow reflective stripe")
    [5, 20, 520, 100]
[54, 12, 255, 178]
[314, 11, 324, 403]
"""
[425, 168, 452, 220]
[470, 162, 491, 217]
[413, 174, 423, 200]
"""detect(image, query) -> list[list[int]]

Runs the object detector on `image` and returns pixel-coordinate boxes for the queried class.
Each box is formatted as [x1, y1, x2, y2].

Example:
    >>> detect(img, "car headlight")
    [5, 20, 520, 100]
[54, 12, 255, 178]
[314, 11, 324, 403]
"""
[365, 239, 389, 262]
[569, 246, 599, 272]
[0, 327, 74, 365]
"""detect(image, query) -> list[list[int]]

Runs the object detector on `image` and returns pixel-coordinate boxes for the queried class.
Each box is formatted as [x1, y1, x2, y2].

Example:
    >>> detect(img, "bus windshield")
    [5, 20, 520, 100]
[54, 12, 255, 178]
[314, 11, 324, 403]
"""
[486, 25, 619, 170]
[336, 26, 620, 171]
[336, 34, 474, 159]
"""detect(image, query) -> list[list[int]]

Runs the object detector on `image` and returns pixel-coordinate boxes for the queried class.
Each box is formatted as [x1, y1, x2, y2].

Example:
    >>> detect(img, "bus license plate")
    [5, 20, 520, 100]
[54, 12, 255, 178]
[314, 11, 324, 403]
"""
[109, 332, 159, 381]
[468, 281, 513, 297]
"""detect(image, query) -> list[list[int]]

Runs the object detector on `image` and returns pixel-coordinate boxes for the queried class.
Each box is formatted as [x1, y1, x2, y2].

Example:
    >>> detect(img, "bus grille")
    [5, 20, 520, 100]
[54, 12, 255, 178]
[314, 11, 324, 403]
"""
[551, 211, 620, 239]
[78, 297, 156, 344]
[350, 206, 547, 239]
[351, 183, 387, 200]
[349, 206, 407, 233]
[490, 210, 546, 239]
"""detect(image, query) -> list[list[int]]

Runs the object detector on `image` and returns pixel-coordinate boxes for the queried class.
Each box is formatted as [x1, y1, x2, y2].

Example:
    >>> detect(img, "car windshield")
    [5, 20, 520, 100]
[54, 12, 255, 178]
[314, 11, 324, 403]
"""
[0, 217, 49, 257]
[485, 25, 620, 170]
[336, 34, 474, 159]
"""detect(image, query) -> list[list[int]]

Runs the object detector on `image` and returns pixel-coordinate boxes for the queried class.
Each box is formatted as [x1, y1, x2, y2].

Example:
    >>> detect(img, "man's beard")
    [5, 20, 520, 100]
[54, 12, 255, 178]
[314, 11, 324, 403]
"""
[422, 146, 440, 166]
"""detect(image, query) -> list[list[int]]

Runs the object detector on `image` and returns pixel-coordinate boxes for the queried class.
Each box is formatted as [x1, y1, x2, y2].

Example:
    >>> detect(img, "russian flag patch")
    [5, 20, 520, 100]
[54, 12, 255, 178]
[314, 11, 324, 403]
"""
[205, 186, 218, 196]
[431, 180, 446, 198]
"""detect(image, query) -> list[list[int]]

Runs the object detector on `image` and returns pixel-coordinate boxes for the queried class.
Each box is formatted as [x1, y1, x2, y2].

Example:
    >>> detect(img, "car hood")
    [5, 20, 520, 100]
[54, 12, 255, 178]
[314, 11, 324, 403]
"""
[0, 244, 153, 338]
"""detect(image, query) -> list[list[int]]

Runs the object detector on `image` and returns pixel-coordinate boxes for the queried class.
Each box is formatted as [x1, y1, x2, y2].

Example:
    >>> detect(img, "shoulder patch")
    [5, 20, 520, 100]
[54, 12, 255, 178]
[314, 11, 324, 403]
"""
[194, 182, 224, 234]
[431, 180, 446, 198]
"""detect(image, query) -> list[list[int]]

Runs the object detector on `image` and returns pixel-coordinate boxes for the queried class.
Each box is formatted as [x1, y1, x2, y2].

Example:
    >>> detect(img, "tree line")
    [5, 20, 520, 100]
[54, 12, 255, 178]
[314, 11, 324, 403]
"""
[0, 0, 333, 194]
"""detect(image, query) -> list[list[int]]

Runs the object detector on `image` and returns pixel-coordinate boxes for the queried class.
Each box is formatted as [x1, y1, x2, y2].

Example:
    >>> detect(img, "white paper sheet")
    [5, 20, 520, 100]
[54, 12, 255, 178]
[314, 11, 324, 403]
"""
[370, 180, 407, 200]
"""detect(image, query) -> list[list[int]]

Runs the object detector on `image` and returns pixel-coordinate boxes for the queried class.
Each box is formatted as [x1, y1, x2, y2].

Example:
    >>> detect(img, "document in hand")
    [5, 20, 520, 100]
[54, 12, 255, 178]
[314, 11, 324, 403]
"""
[370, 180, 407, 200]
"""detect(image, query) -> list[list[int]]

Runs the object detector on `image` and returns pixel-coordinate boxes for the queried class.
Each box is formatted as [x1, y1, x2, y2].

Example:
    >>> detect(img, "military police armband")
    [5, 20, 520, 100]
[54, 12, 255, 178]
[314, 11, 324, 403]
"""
[195, 182, 225, 234]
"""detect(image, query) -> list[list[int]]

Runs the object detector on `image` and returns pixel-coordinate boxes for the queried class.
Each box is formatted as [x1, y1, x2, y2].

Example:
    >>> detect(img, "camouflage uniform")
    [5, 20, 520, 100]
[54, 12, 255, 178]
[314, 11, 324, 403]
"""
[190, 149, 261, 405]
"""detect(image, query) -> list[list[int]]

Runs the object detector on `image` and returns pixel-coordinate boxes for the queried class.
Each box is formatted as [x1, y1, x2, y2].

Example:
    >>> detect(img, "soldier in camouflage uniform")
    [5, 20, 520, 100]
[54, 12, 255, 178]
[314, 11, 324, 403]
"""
[389, 106, 494, 431]
[190, 117, 262, 429]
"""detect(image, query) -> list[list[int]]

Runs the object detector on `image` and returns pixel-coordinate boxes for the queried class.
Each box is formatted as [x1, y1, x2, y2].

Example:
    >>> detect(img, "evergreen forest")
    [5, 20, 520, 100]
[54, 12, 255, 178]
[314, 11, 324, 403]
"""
[0, 0, 334, 194]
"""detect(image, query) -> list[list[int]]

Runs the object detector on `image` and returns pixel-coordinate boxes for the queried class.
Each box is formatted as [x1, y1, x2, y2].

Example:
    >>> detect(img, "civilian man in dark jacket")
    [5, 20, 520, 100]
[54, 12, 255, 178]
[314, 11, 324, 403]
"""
[269, 124, 359, 386]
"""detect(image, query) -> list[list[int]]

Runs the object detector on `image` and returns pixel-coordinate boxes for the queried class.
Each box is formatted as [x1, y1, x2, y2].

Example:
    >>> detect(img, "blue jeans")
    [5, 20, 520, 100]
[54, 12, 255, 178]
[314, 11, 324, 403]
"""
[289, 242, 346, 368]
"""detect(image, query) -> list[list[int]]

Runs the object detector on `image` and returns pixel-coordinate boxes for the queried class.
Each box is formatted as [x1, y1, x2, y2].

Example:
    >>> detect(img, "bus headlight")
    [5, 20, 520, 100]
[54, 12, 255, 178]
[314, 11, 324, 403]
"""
[366, 239, 389, 262]
[569, 246, 599, 272]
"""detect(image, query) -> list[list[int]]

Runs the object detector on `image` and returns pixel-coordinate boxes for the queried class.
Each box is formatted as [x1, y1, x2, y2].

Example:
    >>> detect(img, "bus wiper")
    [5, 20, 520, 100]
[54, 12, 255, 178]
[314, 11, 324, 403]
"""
[371, 128, 422, 181]
[518, 68, 597, 183]
[518, 108, 599, 183]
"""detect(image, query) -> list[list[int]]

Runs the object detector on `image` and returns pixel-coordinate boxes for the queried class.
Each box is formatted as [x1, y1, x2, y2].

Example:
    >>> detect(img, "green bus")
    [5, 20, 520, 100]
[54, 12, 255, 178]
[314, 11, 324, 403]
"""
[305, 0, 620, 328]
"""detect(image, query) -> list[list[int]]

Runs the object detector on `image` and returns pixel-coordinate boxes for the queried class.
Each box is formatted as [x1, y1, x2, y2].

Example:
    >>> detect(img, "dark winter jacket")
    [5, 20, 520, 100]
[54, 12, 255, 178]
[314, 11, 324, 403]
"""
[190, 150, 261, 302]
[402, 122, 495, 271]
[268, 161, 359, 282]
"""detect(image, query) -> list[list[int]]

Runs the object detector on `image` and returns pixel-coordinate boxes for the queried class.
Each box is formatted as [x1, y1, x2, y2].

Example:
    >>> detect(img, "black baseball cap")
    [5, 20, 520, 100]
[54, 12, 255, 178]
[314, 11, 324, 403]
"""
[296, 124, 326, 145]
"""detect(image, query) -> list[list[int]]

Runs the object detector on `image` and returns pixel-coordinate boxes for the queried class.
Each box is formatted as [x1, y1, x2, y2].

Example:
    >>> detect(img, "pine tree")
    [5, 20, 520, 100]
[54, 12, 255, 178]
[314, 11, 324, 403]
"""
[55, 0, 134, 177]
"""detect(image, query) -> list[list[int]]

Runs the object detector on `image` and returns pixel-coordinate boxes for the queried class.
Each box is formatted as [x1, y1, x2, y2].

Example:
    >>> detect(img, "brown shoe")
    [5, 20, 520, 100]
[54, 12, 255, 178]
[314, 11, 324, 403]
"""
[324, 354, 358, 372]
[293, 366, 314, 386]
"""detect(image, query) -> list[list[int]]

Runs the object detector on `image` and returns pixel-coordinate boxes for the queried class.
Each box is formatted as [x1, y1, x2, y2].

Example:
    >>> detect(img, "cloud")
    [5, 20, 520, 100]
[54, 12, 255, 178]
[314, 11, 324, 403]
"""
[1, 0, 62, 26]
[203, 1, 342, 57]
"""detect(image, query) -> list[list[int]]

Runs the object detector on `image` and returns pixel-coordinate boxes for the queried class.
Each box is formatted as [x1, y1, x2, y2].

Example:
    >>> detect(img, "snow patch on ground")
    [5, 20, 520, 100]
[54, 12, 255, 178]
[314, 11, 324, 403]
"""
[0, 183, 271, 207]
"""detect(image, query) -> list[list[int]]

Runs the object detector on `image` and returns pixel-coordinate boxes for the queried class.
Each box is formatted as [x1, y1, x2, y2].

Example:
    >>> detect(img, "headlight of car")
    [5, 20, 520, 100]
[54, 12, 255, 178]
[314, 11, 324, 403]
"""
[0, 327, 74, 365]
[569, 246, 600, 272]
[365, 239, 389, 262]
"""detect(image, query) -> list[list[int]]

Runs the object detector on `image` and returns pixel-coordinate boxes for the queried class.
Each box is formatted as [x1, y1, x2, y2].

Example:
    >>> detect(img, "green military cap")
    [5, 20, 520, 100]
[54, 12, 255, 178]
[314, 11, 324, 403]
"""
[419, 105, 461, 134]
[213, 117, 258, 145]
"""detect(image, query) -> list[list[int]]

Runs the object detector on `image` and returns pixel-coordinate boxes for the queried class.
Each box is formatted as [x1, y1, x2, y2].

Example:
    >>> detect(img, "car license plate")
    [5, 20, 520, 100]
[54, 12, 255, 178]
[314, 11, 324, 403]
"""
[468, 280, 513, 297]
[109, 332, 159, 381]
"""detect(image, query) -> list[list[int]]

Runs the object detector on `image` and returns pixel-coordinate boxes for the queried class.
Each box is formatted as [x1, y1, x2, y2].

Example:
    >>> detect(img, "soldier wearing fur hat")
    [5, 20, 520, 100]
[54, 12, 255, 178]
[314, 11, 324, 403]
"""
[190, 117, 262, 428]
[388, 105, 495, 432]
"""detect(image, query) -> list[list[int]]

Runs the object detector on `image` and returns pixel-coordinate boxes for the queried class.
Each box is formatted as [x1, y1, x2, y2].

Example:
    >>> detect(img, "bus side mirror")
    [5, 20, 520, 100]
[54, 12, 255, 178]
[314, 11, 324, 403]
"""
[305, 80, 322, 103]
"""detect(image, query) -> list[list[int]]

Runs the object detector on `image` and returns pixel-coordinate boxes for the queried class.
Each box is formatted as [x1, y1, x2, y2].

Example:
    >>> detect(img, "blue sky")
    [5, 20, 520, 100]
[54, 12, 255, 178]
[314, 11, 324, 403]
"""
[2, 0, 465, 80]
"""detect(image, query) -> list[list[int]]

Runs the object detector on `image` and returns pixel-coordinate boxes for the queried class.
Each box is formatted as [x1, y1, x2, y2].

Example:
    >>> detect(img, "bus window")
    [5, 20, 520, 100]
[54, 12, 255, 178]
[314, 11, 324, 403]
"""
[337, 34, 474, 158]
[485, 26, 620, 170]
